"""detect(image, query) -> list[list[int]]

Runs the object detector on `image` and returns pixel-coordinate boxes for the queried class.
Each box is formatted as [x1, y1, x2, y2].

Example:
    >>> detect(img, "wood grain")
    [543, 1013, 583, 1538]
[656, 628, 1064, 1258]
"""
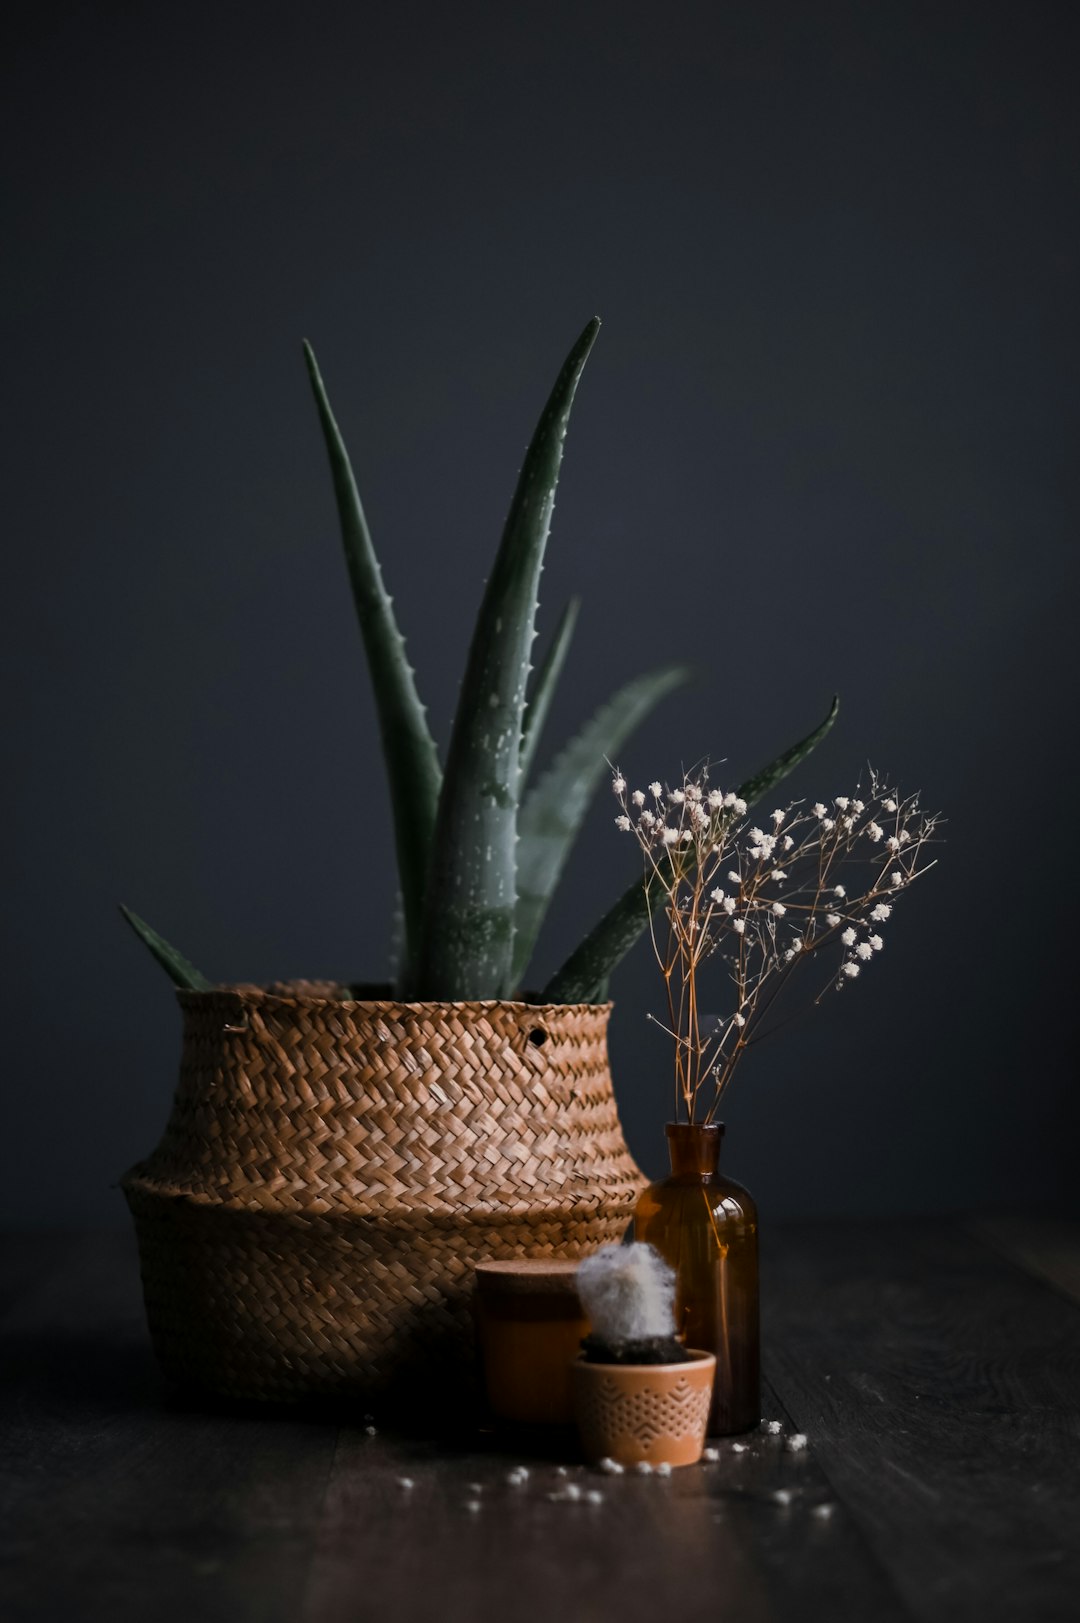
[762, 1219, 1080, 1623]
[3, 1221, 1079, 1623]
[967, 1215, 1080, 1307]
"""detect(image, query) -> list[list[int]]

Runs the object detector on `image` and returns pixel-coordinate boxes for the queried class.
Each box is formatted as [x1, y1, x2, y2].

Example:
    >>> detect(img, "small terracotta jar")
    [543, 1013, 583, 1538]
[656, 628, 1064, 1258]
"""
[572, 1351, 716, 1467]
[635, 1123, 760, 1435]
[474, 1260, 589, 1425]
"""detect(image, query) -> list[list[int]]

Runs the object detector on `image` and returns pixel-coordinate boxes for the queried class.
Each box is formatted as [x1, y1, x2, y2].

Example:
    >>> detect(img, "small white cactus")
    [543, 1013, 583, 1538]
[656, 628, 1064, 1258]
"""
[576, 1244, 676, 1344]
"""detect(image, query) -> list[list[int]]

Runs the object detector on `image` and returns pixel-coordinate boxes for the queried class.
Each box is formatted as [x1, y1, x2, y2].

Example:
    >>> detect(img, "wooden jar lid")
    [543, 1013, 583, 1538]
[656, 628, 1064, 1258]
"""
[474, 1259, 583, 1297]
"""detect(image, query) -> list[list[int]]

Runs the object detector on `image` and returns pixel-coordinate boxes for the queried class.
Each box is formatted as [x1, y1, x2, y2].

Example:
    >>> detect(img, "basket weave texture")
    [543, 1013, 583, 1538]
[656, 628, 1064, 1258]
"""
[123, 984, 645, 1402]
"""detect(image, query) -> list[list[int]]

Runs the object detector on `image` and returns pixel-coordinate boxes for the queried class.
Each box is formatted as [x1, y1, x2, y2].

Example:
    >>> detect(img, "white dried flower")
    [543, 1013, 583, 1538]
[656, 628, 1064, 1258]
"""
[870, 903, 892, 921]
[886, 836, 900, 852]
[866, 822, 883, 842]
[786, 1433, 809, 1452]
[710, 889, 726, 906]
[835, 796, 850, 810]
[733, 1012, 746, 1027]
[869, 934, 884, 951]
[771, 869, 787, 881]
[733, 797, 748, 815]
[790, 937, 803, 952]
[681, 829, 693, 843]
[782, 835, 795, 850]
[764, 1420, 783, 1435]
[669, 789, 685, 804]
[727, 871, 741, 885]
[855, 942, 873, 961]
[826, 913, 842, 927]
[612, 775, 627, 796]
[722, 897, 737, 915]
[841, 927, 857, 946]
[631, 789, 646, 806]
[852, 799, 865, 813]
[733, 918, 746, 935]
[821, 817, 836, 831]
[899, 828, 911, 844]
[640, 810, 656, 828]
[662, 828, 680, 847]
[882, 797, 897, 812]
[842, 962, 860, 979]
[813, 803, 828, 818]
[771, 808, 785, 826]
[771, 902, 787, 917]
[833, 885, 846, 898]
[707, 789, 725, 809]
[615, 815, 631, 832]
[722, 792, 737, 808]
[890, 871, 903, 887]
[650, 781, 663, 798]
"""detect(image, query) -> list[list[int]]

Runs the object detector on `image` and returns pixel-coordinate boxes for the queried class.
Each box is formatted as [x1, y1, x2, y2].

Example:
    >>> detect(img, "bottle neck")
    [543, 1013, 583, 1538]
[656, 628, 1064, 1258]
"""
[666, 1122, 723, 1180]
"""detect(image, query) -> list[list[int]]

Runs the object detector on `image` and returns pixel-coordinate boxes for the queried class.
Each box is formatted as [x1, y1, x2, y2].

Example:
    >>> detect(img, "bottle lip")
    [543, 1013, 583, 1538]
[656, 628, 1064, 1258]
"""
[665, 1120, 724, 1137]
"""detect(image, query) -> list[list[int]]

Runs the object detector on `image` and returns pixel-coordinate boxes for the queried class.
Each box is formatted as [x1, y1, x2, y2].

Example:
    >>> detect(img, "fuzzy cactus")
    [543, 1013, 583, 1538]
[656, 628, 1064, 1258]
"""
[577, 1243, 690, 1365]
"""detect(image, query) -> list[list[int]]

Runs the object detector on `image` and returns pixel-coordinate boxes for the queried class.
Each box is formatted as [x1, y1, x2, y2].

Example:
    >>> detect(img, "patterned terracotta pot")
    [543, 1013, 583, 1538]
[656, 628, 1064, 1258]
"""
[572, 1352, 716, 1467]
[123, 984, 644, 1403]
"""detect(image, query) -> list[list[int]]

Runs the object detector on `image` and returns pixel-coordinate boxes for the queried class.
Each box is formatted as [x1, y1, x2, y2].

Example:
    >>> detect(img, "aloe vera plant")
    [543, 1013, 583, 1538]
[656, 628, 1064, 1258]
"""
[122, 321, 838, 1003]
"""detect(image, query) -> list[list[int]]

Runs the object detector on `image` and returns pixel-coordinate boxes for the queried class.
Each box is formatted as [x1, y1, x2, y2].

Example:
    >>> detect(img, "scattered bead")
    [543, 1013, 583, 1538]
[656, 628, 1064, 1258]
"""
[813, 1503, 835, 1519]
[731, 1442, 747, 1453]
[554, 1466, 570, 1477]
[772, 1488, 794, 1506]
[597, 1457, 625, 1475]
[396, 1477, 415, 1490]
[655, 1461, 673, 1477]
[467, 1482, 483, 1494]
[585, 1489, 604, 1505]
[506, 1469, 529, 1487]
[764, 1420, 783, 1435]
[464, 1501, 481, 1513]
[364, 1425, 377, 1436]
[701, 1447, 720, 1463]
[563, 1483, 582, 1501]
[635, 1461, 654, 1475]
[785, 1433, 809, 1452]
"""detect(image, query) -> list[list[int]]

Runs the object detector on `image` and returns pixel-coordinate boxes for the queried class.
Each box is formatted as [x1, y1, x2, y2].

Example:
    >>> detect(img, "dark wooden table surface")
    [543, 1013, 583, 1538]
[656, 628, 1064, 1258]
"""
[3, 1217, 1079, 1623]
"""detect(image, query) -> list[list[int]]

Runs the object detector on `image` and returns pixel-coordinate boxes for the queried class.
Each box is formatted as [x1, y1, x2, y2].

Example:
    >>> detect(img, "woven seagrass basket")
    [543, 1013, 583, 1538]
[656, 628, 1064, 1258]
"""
[123, 982, 645, 1403]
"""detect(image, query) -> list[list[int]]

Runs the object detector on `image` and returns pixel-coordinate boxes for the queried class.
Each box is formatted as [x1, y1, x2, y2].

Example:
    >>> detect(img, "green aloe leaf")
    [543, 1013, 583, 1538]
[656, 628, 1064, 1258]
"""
[541, 695, 840, 1003]
[519, 596, 581, 790]
[512, 663, 690, 985]
[736, 693, 839, 806]
[119, 906, 212, 991]
[304, 342, 441, 973]
[540, 877, 666, 1005]
[415, 319, 601, 998]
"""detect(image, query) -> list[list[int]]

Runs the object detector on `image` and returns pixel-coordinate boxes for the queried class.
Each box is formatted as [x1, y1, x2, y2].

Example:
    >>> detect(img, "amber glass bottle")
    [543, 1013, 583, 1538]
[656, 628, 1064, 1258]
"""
[634, 1122, 759, 1435]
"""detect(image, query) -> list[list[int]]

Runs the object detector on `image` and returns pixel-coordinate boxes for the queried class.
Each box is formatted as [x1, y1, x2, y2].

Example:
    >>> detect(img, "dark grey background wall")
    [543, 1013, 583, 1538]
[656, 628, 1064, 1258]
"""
[4, 0, 1077, 1227]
